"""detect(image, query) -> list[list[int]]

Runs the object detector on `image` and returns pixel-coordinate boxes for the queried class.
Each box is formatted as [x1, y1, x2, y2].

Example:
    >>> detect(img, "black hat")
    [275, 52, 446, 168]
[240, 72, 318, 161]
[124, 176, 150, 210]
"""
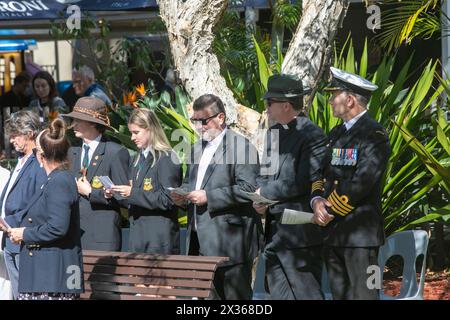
[325, 67, 378, 100]
[263, 74, 311, 100]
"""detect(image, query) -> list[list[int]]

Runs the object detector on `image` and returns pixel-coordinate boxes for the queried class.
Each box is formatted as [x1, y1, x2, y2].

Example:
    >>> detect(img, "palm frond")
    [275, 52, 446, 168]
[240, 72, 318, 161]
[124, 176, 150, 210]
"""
[375, 0, 441, 52]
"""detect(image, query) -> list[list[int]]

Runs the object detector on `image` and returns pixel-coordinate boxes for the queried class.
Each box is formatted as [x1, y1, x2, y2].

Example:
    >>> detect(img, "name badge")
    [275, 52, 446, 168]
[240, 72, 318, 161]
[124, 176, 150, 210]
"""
[331, 148, 358, 166]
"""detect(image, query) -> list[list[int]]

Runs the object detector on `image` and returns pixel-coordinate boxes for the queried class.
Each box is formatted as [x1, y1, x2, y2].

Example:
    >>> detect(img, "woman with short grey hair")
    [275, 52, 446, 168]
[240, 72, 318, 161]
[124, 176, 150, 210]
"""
[0, 110, 46, 299]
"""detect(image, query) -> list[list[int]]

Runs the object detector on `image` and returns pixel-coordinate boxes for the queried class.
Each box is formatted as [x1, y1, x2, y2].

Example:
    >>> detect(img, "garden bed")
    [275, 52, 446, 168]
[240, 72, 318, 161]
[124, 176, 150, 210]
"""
[383, 271, 450, 300]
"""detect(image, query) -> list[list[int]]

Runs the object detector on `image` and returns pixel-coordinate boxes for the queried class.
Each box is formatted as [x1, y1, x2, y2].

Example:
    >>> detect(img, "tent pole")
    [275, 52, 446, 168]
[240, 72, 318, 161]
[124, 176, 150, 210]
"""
[54, 40, 60, 82]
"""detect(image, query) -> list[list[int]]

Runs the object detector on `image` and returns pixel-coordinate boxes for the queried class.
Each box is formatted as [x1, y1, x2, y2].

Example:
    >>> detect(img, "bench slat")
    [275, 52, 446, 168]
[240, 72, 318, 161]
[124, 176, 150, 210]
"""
[80, 291, 177, 300]
[83, 265, 215, 280]
[84, 274, 212, 289]
[84, 283, 211, 298]
[81, 250, 228, 300]
[83, 250, 229, 264]
[83, 257, 219, 271]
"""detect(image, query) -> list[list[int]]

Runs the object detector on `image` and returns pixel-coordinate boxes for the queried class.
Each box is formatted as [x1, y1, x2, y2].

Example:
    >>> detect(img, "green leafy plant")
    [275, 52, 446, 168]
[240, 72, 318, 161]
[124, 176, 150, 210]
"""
[248, 33, 449, 235]
[309, 37, 450, 235]
[375, 0, 443, 53]
[50, 13, 170, 101]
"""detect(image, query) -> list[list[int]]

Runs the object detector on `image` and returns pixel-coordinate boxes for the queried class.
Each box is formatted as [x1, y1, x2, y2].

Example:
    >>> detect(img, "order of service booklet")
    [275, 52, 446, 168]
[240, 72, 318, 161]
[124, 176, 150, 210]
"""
[281, 209, 314, 225]
[242, 192, 279, 206]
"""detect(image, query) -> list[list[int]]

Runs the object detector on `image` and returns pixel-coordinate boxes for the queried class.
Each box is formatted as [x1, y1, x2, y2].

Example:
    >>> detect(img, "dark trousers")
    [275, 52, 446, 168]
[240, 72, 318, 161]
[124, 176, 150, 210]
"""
[188, 231, 253, 300]
[264, 246, 323, 300]
[323, 246, 380, 300]
[211, 263, 253, 300]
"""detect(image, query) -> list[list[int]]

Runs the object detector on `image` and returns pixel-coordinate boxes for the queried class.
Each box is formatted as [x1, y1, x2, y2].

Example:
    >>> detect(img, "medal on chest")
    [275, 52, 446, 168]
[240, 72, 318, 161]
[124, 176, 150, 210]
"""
[331, 148, 358, 166]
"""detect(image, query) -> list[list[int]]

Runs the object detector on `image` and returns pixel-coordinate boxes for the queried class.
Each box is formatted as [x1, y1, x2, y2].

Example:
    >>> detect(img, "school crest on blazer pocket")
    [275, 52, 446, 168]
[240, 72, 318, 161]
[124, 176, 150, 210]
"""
[143, 178, 153, 191]
[91, 176, 103, 189]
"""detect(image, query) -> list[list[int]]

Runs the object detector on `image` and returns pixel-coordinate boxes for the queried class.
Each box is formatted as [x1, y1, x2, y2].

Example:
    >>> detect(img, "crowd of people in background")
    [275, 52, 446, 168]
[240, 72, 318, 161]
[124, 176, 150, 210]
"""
[0, 66, 390, 300]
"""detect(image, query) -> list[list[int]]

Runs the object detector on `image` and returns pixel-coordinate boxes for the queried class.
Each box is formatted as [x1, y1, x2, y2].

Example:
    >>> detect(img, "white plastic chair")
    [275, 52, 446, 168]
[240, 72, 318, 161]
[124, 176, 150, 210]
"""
[378, 230, 429, 300]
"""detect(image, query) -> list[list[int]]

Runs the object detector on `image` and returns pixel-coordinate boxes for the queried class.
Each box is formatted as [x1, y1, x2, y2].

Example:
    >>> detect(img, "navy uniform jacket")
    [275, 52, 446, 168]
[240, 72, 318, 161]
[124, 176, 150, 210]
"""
[0, 153, 47, 253]
[311, 112, 391, 247]
[5, 169, 83, 294]
[69, 136, 130, 251]
[127, 151, 182, 254]
[184, 129, 263, 267]
[258, 116, 327, 251]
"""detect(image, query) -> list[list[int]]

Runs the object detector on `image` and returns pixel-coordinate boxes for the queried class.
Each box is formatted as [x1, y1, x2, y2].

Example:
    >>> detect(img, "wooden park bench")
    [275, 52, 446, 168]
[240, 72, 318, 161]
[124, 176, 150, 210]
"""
[81, 250, 229, 300]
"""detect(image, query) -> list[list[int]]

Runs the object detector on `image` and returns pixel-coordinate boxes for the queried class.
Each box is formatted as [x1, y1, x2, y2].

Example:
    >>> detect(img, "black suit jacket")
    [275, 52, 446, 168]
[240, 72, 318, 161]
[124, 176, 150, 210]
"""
[311, 112, 391, 247]
[258, 116, 327, 250]
[69, 136, 130, 251]
[127, 150, 182, 254]
[184, 129, 263, 266]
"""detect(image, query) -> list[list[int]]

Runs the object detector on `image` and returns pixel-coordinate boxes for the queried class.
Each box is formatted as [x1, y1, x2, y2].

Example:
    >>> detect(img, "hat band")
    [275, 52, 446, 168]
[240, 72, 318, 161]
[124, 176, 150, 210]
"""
[73, 106, 111, 126]
[327, 78, 372, 99]
[269, 87, 304, 95]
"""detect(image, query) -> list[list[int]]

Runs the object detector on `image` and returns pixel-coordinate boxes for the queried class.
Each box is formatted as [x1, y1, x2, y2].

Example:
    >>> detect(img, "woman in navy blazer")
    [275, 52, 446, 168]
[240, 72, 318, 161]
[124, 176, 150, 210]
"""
[4, 118, 83, 300]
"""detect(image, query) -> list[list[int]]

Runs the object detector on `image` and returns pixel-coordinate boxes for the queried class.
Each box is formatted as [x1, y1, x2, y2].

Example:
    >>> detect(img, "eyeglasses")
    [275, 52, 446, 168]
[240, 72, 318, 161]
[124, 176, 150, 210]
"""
[190, 113, 221, 126]
[265, 99, 289, 107]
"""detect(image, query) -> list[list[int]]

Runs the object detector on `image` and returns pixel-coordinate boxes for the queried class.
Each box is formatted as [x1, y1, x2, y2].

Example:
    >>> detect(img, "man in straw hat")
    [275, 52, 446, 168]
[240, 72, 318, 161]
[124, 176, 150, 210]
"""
[62, 97, 129, 251]
[310, 67, 391, 299]
[252, 74, 327, 299]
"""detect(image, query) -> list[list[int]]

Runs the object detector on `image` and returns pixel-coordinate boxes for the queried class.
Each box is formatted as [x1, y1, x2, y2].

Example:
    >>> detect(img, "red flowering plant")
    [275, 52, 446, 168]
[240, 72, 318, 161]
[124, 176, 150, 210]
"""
[106, 80, 196, 152]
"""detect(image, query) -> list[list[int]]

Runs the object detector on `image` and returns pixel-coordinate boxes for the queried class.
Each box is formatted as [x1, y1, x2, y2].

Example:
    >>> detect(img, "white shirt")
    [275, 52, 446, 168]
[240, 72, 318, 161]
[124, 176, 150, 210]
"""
[193, 128, 227, 230]
[0, 166, 10, 250]
[344, 110, 367, 131]
[0, 167, 10, 200]
[80, 135, 102, 168]
[1, 154, 31, 218]
[142, 146, 152, 159]
[195, 128, 227, 190]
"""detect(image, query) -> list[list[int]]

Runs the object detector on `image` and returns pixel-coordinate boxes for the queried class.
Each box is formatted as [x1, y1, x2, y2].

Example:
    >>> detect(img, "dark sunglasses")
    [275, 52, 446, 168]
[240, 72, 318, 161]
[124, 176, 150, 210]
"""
[265, 99, 289, 107]
[190, 113, 221, 125]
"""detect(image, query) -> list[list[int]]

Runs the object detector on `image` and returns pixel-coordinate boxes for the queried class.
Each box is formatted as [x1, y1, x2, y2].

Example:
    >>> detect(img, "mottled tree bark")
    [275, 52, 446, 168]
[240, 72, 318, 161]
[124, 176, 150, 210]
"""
[158, 0, 348, 139]
[282, 0, 349, 109]
[157, 0, 238, 124]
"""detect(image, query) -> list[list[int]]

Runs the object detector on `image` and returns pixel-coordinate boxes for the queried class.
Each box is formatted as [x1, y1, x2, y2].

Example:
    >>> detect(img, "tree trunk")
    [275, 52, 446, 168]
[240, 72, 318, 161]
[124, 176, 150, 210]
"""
[158, 0, 349, 140]
[282, 0, 349, 109]
[156, 0, 238, 124]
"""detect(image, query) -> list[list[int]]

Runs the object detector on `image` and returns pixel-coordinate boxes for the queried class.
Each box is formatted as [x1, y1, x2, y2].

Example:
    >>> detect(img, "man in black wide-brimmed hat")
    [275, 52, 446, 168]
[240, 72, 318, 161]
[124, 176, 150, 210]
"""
[252, 74, 327, 299]
[62, 96, 129, 251]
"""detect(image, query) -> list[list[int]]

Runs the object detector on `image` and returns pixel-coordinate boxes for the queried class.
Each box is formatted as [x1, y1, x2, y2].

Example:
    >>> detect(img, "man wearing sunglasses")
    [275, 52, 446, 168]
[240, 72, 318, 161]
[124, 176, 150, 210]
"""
[253, 74, 327, 300]
[171, 94, 262, 300]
